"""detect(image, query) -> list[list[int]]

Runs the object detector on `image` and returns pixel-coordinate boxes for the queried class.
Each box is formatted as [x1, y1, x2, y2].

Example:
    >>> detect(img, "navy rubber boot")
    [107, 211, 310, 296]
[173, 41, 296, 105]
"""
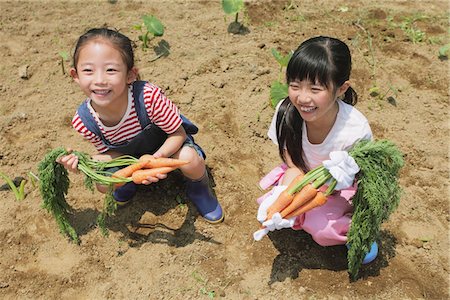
[113, 182, 137, 206]
[186, 172, 224, 223]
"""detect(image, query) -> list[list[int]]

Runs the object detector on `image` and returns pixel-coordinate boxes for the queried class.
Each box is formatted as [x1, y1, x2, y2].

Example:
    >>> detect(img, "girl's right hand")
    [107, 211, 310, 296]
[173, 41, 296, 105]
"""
[56, 153, 79, 173]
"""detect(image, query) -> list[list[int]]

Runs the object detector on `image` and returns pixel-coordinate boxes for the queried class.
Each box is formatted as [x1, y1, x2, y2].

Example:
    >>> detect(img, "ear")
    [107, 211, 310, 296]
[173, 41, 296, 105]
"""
[337, 81, 350, 98]
[127, 67, 139, 84]
[70, 68, 79, 83]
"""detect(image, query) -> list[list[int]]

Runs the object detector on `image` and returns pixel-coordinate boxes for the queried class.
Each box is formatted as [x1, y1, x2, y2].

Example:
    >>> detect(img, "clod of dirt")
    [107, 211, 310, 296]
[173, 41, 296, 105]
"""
[227, 21, 250, 35]
[18, 65, 30, 79]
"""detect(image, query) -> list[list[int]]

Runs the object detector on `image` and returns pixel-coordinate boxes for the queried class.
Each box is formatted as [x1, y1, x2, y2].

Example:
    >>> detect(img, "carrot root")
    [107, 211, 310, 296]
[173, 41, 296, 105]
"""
[284, 191, 328, 219]
[279, 184, 318, 218]
[131, 167, 176, 184]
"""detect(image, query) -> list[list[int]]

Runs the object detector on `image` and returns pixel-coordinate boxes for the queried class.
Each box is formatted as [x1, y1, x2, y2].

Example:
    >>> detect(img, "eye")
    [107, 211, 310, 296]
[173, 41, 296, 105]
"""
[81, 68, 93, 74]
[311, 84, 325, 92]
[289, 83, 299, 90]
[106, 68, 117, 73]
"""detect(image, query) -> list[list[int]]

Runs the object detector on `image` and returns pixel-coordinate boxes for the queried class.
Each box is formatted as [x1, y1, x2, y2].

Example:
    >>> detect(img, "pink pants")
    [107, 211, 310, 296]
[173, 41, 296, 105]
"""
[257, 164, 355, 247]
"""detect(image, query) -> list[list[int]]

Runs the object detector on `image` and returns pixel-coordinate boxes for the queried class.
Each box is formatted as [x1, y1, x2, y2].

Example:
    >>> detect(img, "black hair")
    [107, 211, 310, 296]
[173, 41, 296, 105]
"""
[72, 28, 135, 72]
[276, 36, 357, 172]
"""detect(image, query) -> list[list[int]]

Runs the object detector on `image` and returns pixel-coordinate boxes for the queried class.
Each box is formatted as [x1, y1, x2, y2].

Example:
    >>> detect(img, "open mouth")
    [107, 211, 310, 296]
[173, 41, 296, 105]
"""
[300, 106, 317, 112]
[92, 89, 110, 95]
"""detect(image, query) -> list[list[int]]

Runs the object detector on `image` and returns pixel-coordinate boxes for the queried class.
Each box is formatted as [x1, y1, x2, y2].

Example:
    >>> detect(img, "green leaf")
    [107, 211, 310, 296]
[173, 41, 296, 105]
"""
[438, 43, 450, 58]
[58, 51, 69, 61]
[142, 15, 164, 37]
[270, 81, 288, 108]
[271, 48, 292, 67]
[222, 0, 244, 15]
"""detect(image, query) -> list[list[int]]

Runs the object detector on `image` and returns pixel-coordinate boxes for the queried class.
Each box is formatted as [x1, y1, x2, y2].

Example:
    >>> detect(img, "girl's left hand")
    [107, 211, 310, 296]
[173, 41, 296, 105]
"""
[139, 172, 168, 185]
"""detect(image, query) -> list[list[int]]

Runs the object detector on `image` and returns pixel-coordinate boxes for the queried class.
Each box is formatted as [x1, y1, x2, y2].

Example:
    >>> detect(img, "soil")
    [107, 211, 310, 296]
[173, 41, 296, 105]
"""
[0, 0, 448, 299]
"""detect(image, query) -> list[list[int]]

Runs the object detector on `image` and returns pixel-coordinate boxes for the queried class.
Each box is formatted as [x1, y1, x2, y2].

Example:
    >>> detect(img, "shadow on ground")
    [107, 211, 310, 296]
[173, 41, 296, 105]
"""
[267, 229, 398, 284]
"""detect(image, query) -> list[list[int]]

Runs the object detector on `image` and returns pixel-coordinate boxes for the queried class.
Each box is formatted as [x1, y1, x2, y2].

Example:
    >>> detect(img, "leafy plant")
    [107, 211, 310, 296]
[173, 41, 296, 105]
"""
[369, 84, 398, 107]
[192, 271, 216, 298]
[400, 14, 426, 44]
[222, 0, 247, 34]
[38, 147, 137, 243]
[0, 171, 27, 201]
[58, 51, 69, 75]
[133, 15, 164, 49]
[347, 140, 404, 280]
[269, 48, 292, 107]
[438, 43, 450, 60]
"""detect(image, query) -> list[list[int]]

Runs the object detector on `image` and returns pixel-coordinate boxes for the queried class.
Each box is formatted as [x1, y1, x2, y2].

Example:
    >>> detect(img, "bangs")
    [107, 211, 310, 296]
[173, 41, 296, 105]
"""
[286, 45, 334, 88]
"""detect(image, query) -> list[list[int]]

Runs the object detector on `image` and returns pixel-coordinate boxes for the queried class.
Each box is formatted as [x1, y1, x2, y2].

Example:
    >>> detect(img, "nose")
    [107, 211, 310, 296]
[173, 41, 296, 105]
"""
[295, 90, 311, 104]
[94, 71, 107, 85]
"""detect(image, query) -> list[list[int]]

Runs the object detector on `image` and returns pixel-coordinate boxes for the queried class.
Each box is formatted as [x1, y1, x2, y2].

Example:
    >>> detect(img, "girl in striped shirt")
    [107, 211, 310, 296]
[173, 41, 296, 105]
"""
[57, 28, 223, 223]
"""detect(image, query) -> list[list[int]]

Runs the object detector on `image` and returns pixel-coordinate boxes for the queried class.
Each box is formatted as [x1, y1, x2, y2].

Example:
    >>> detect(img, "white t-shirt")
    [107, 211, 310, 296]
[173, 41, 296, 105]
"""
[267, 99, 372, 169]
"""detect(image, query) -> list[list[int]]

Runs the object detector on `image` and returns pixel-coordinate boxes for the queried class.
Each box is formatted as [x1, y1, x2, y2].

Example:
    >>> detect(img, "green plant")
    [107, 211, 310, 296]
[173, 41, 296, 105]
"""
[38, 147, 138, 243]
[192, 271, 216, 298]
[133, 15, 164, 49]
[400, 14, 426, 44]
[369, 84, 398, 107]
[269, 48, 292, 107]
[222, 0, 246, 34]
[58, 51, 69, 75]
[438, 43, 450, 60]
[0, 171, 27, 201]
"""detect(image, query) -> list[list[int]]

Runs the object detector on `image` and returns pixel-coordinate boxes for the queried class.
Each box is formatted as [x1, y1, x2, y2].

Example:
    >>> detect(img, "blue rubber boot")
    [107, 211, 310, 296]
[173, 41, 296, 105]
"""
[346, 242, 378, 265]
[113, 182, 137, 206]
[186, 172, 224, 223]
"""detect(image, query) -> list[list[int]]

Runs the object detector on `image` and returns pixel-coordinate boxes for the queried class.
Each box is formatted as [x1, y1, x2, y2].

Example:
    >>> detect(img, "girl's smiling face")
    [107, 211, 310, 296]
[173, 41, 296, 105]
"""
[288, 79, 338, 124]
[70, 40, 136, 112]
[288, 79, 349, 126]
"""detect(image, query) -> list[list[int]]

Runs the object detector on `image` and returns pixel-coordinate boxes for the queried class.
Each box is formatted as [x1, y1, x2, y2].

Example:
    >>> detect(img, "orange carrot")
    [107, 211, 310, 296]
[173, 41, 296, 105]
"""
[279, 183, 318, 218]
[265, 173, 305, 220]
[112, 161, 148, 187]
[142, 157, 190, 169]
[283, 191, 328, 219]
[131, 167, 176, 184]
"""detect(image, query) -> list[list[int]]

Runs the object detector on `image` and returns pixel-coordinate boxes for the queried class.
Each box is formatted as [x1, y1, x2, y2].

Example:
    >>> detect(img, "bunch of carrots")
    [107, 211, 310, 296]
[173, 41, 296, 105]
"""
[38, 147, 190, 243]
[111, 154, 189, 186]
[264, 165, 337, 222]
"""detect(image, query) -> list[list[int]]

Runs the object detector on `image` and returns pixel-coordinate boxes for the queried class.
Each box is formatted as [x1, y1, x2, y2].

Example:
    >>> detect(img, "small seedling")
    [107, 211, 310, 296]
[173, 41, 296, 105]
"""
[192, 271, 216, 299]
[438, 43, 450, 60]
[59, 51, 69, 75]
[222, 0, 247, 34]
[400, 14, 426, 44]
[133, 15, 164, 50]
[369, 84, 398, 107]
[269, 48, 292, 107]
[0, 171, 27, 201]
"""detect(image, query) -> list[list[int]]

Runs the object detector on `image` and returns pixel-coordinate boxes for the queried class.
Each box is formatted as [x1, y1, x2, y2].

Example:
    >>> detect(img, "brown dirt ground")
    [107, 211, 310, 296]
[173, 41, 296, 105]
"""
[0, 0, 449, 299]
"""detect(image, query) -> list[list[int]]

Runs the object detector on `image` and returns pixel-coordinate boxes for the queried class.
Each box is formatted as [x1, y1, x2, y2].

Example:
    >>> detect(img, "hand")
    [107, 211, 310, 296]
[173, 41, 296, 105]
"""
[253, 212, 296, 241]
[139, 172, 168, 185]
[262, 213, 295, 231]
[152, 151, 164, 159]
[56, 151, 79, 173]
[323, 151, 360, 190]
[257, 185, 287, 223]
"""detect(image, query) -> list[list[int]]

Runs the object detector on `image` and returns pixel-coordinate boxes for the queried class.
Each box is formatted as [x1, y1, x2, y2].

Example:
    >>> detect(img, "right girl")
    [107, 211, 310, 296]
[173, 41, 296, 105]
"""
[258, 36, 377, 263]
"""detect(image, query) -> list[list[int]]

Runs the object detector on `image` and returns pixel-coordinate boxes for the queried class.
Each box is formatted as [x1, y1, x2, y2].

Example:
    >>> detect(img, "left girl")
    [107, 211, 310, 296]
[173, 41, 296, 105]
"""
[57, 28, 224, 223]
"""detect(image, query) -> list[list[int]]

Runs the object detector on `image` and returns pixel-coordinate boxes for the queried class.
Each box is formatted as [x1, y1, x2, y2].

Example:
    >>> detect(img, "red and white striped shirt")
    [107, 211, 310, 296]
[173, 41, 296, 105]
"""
[72, 82, 182, 153]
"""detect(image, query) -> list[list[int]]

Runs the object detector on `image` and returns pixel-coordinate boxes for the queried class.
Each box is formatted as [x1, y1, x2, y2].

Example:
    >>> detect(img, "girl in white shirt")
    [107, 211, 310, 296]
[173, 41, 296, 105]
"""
[259, 36, 377, 263]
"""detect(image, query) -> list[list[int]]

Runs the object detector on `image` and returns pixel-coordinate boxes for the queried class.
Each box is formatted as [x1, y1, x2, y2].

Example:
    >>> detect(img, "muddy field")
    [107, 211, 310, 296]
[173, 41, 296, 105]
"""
[0, 0, 448, 299]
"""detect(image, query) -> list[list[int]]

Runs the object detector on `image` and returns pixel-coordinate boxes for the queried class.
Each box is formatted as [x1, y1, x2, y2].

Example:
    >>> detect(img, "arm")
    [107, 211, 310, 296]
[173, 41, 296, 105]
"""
[56, 149, 123, 173]
[152, 125, 187, 159]
[280, 149, 304, 185]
